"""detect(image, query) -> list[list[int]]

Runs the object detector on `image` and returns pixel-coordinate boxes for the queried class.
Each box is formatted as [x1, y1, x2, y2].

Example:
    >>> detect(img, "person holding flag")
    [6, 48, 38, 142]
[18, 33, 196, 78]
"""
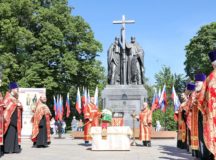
[83, 97, 101, 144]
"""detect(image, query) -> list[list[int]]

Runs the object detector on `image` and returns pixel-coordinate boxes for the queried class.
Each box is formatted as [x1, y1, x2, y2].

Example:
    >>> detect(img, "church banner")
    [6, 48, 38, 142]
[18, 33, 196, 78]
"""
[19, 88, 46, 137]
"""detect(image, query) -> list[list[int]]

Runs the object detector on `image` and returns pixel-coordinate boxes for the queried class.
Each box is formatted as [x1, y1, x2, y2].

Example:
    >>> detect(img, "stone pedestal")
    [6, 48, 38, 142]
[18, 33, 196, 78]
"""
[102, 85, 147, 128]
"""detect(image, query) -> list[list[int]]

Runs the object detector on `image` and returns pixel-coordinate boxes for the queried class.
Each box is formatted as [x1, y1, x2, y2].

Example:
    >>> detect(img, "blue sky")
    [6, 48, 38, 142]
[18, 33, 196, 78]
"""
[68, 0, 216, 84]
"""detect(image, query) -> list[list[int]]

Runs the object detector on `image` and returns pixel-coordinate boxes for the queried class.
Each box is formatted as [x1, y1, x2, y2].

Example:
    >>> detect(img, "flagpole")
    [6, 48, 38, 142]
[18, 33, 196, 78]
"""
[164, 109, 167, 131]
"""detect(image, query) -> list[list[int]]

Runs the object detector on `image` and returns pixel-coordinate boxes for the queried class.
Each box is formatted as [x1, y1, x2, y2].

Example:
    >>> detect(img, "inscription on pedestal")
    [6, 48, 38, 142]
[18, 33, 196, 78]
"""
[102, 85, 147, 128]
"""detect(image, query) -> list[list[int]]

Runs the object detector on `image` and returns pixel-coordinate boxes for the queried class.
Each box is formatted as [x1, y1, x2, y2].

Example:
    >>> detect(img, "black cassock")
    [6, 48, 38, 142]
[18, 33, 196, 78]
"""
[0, 146, 3, 157]
[35, 116, 48, 147]
[198, 111, 214, 160]
[4, 108, 21, 153]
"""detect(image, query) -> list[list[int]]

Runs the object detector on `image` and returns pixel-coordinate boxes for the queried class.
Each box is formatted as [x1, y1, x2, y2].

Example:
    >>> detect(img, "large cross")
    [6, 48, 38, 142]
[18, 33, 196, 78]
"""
[113, 15, 135, 50]
[113, 15, 135, 84]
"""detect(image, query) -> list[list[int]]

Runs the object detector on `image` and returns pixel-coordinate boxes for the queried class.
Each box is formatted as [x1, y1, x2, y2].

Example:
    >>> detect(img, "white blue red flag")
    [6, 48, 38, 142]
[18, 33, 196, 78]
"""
[171, 85, 181, 112]
[57, 95, 63, 121]
[94, 86, 98, 108]
[66, 93, 71, 118]
[75, 88, 81, 114]
[151, 88, 159, 111]
[82, 87, 87, 107]
[87, 89, 90, 104]
[159, 85, 167, 112]
[53, 96, 57, 119]
[171, 85, 181, 121]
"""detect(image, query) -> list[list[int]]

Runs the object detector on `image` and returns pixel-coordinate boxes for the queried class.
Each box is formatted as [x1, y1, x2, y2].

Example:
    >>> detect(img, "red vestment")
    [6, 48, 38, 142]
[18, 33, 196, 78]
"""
[139, 108, 152, 141]
[31, 102, 51, 143]
[3, 92, 23, 145]
[83, 102, 100, 141]
[183, 93, 195, 131]
[191, 91, 201, 150]
[177, 102, 187, 143]
[198, 69, 216, 158]
[0, 93, 4, 145]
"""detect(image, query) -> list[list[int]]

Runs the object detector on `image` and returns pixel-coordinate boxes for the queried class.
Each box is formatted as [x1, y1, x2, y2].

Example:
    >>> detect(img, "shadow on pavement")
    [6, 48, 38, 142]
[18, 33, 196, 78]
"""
[78, 143, 92, 147]
[158, 145, 193, 160]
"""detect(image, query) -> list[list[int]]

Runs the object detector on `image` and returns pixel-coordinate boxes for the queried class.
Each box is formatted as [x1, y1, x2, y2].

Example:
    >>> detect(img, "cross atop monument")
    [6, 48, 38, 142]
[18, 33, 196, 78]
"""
[113, 15, 135, 49]
[113, 15, 135, 84]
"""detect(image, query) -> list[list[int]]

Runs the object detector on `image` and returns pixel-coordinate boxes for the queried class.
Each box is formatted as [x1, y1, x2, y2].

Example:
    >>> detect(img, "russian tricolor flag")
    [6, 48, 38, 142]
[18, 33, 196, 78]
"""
[94, 86, 98, 108]
[81, 87, 88, 107]
[75, 88, 81, 114]
[171, 85, 181, 120]
[159, 84, 167, 112]
[57, 95, 63, 121]
[66, 93, 71, 118]
[87, 89, 90, 104]
[151, 88, 159, 111]
[53, 96, 57, 120]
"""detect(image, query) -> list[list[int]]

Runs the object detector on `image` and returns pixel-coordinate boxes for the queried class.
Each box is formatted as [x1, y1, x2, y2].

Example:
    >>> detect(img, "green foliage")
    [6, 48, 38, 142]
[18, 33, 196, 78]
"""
[0, 0, 106, 117]
[152, 66, 186, 130]
[152, 107, 176, 131]
[184, 22, 216, 79]
[143, 77, 154, 104]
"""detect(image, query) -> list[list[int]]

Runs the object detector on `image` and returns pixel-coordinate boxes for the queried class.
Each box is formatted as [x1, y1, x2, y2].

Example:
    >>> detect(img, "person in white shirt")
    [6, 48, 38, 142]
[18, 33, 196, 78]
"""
[155, 120, 161, 132]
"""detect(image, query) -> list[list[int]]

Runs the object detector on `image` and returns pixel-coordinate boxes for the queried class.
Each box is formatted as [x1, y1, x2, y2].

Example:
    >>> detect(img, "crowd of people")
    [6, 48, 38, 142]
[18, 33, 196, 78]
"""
[1, 48, 216, 159]
[0, 82, 53, 156]
[175, 50, 216, 160]
[0, 81, 86, 157]
[49, 117, 83, 136]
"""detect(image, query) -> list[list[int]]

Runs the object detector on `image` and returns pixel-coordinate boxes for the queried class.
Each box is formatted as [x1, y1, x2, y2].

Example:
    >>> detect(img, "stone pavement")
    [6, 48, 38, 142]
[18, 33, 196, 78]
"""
[1, 134, 194, 160]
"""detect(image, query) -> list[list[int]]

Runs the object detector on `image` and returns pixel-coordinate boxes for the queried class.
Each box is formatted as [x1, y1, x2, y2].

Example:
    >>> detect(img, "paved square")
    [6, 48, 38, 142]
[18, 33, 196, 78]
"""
[1, 135, 193, 160]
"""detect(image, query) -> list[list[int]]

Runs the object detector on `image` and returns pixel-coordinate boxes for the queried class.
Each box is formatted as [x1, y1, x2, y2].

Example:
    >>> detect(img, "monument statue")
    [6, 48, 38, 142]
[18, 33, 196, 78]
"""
[108, 15, 144, 85]
[112, 15, 135, 85]
[107, 37, 121, 84]
[126, 36, 144, 84]
[102, 15, 147, 128]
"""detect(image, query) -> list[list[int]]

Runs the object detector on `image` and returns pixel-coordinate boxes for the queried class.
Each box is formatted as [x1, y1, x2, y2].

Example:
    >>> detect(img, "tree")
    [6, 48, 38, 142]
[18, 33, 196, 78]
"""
[143, 77, 154, 105]
[152, 66, 186, 130]
[0, 0, 106, 106]
[184, 22, 216, 79]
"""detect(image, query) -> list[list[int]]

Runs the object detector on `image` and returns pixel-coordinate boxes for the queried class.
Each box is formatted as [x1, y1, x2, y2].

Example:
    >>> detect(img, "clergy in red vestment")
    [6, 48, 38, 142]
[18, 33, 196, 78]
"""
[137, 102, 152, 147]
[83, 97, 100, 144]
[197, 50, 216, 160]
[31, 94, 51, 148]
[0, 92, 4, 157]
[190, 73, 206, 159]
[3, 82, 22, 153]
[176, 93, 188, 149]
[181, 83, 195, 153]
